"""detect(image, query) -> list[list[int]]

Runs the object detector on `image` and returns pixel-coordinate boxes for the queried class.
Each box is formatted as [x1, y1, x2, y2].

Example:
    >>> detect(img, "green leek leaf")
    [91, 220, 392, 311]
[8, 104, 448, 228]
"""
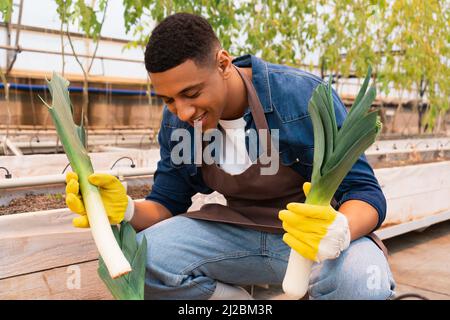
[352, 65, 372, 108]
[308, 98, 326, 184]
[305, 66, 381, 206]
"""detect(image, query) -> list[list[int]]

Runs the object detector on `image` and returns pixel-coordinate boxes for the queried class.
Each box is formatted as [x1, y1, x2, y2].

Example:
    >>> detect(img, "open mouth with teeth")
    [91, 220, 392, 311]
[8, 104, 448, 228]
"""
[189, 112, 207, 126]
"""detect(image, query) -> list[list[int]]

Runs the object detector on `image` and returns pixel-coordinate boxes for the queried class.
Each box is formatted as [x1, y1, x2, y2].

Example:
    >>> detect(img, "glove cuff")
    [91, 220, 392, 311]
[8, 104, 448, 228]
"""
[124, 195, 135, 222]
[341, 214, 351, 250]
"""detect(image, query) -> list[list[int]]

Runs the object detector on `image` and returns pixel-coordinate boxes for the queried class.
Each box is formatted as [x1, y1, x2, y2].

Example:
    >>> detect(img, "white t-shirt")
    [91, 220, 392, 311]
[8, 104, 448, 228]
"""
[125, 116, 252, 221]
[217, 117, 253, 175]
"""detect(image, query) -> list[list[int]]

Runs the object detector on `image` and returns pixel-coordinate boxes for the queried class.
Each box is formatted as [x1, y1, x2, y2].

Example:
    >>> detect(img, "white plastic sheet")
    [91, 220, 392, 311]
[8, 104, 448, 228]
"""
[376, 161, 450, 226]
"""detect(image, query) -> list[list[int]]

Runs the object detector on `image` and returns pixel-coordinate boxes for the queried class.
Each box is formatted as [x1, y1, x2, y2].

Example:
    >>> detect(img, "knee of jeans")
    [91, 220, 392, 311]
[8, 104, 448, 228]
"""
[136, 220, 187, 287]
[309, 238, 395, 300]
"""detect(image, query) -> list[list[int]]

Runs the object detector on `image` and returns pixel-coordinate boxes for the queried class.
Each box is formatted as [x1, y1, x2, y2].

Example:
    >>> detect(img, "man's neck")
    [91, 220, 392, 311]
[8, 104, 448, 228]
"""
[221, 66, 252, 120]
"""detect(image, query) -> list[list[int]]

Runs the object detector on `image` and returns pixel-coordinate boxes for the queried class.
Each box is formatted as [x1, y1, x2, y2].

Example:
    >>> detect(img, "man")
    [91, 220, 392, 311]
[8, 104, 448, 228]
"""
[66, 12, 395, 300]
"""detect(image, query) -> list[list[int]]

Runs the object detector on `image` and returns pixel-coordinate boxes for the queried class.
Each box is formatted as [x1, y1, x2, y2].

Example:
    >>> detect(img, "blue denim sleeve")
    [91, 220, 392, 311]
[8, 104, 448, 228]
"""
[331, 89, 387, 231]
[145, 125, 197, 216]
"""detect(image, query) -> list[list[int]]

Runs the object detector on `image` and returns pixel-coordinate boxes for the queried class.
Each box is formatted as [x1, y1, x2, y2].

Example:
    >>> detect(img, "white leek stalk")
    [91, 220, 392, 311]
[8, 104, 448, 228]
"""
[282, 66, 382, 298]
[42, 72, 131, 279]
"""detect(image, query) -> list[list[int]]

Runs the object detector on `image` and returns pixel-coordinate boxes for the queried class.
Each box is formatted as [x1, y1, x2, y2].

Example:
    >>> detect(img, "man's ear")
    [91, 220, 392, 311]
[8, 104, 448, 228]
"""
[216, 49, 233, 80]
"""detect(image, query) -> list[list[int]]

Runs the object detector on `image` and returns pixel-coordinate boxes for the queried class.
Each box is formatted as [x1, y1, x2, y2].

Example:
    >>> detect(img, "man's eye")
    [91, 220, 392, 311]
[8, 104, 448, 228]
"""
[185, 91, 200, 99]
[164, 98, 174, 104]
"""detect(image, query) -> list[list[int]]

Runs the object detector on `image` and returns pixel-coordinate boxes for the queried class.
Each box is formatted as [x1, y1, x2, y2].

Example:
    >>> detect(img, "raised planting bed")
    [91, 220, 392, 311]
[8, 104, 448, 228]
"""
[0, 191, 225, 300]
[0, 208, 112, 299]
[1, 161, 450, 299]
[374, 161, 450, 239]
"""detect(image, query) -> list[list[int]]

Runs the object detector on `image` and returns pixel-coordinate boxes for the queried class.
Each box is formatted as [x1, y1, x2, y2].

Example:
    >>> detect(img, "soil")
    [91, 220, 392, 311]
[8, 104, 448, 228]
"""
[0, 184, 152, 216]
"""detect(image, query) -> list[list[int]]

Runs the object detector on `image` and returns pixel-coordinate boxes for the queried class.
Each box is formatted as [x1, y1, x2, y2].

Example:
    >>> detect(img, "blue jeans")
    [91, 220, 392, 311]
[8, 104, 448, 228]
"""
[136, 215, 396, 300]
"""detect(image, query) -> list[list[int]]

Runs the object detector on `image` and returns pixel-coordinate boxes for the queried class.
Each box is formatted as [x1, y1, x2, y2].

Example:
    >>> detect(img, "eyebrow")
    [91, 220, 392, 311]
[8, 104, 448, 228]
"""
[156, 82, 205, 99]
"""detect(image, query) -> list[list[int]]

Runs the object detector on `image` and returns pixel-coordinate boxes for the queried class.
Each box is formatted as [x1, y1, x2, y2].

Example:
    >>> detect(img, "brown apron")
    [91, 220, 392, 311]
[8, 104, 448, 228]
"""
[182, 66, 388, 258]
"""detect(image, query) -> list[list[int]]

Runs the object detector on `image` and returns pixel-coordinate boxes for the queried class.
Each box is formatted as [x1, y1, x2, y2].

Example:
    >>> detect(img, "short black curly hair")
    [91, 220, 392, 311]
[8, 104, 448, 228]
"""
[145, 13, 221, 73]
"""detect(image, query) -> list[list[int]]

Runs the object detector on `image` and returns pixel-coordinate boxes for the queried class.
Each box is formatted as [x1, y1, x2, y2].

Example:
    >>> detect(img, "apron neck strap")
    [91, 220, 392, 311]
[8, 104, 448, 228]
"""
[233, 65, 270, 132]
[233, 65, 272, 153]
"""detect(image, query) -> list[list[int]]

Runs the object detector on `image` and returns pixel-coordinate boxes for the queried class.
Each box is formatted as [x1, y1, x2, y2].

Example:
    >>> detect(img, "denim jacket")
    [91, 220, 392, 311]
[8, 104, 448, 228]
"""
[146, 55, 387, 230]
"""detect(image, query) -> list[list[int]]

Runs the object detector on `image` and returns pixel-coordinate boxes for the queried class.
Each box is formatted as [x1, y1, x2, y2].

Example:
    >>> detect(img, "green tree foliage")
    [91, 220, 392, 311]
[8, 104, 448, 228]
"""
[54, 0, 109, 138]
[134, 0, 449, 133]
[49, 1, 450, 132]
[384, 0, 449, 131]
[121, 0, 318, 65]
[3, 1, 447, 131]
[0, 0, 12, 22]
[55, 0, 108, 40]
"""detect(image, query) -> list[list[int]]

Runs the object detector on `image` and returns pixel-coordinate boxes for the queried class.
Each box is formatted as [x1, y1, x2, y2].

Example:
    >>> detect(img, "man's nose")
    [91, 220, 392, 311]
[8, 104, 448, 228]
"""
[177, 103, 196, 122]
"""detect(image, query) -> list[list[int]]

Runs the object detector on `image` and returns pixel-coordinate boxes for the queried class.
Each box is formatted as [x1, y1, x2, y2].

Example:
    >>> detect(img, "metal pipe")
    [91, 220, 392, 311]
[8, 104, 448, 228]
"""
[0, 167, 154, 189]
[0, 128, 155, 134]
[0, 82, 155, 96]
[1, 138, 155, 149]
[0, 133, 155, 140]
[1, 137, 22, 156]
[0, 167, 12, 179]
[0, 44, 143, 64]
[110, 156, 136, 170]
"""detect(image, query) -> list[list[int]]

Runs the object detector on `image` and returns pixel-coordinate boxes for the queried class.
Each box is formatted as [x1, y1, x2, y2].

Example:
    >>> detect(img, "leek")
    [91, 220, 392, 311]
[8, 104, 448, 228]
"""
[42, 72, 131, 279]
[42, 73, 148, 300]
[98, 221, 148, 300]
[282, 66, 382, 298]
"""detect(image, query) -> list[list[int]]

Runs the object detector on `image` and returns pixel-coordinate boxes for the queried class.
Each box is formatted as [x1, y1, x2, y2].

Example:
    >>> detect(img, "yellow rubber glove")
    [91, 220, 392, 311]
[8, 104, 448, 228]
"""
[65, 172, 128, 228]
[278, 182, 351, 262]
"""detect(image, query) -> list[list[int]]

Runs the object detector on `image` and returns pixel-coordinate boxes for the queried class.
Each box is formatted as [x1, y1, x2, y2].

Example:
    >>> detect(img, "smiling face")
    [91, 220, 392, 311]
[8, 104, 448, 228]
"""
[150, 55, 230, 131]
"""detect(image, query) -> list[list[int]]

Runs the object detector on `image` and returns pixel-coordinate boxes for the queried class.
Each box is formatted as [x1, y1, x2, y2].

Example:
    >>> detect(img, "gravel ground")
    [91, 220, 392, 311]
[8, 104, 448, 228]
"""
[0, 185, 152, 216]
